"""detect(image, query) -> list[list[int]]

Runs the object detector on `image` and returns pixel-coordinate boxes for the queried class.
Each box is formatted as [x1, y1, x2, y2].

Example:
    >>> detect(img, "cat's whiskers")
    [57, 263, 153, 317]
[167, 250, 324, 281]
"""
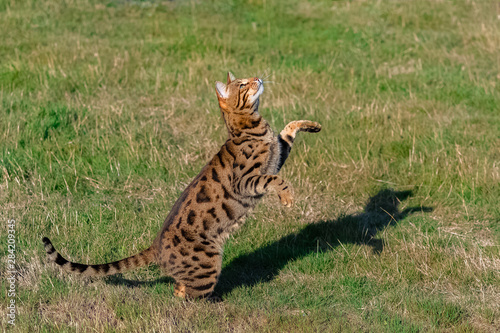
[261, 73, 272, 81]
[259, 69, 272, 81]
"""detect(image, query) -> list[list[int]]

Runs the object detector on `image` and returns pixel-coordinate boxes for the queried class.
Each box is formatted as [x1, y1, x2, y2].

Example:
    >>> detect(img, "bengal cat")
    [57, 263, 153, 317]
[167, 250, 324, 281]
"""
[43, 72, 321, 299]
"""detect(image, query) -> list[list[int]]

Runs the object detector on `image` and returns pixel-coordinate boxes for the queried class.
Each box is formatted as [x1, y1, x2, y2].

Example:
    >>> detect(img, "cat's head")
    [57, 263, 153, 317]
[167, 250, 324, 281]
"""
[215, 72, 264, 112]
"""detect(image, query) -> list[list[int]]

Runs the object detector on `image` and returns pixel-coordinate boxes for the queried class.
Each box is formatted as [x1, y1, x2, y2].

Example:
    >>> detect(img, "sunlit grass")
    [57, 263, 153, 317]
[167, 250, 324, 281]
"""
[1, 0, 499, 331]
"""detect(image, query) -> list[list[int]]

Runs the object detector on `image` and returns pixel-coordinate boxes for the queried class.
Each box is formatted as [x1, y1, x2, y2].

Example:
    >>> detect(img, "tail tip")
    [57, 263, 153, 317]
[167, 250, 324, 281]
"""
[42, 237, 56, 255]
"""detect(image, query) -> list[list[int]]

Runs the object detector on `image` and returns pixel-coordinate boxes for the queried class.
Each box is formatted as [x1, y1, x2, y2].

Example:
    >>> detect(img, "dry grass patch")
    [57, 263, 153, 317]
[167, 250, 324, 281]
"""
[38, 296, 126, 331]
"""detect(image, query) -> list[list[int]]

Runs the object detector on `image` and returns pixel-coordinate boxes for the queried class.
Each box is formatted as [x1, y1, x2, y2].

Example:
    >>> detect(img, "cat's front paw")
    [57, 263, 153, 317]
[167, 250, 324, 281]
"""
[300, 120, 322, 133]
[278, 187, 294, 207]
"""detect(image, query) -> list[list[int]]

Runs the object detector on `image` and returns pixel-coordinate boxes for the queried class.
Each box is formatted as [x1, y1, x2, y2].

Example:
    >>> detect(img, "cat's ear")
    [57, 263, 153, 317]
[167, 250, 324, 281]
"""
[215, 81, 229, 99]
[227, 72, 236, 84]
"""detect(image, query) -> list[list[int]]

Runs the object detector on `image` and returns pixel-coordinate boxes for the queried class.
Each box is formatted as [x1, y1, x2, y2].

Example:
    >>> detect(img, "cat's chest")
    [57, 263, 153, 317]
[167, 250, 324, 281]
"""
[231, 138, 278, 176]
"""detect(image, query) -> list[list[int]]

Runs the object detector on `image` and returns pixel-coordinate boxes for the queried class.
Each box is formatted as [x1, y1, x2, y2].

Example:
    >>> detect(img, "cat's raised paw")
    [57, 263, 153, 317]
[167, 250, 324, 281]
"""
[300, 120, 322, 133]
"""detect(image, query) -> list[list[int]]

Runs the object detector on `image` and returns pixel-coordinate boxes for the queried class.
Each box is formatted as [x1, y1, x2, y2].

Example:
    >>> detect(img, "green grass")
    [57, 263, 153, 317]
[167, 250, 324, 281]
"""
[1, 0, 499, 331]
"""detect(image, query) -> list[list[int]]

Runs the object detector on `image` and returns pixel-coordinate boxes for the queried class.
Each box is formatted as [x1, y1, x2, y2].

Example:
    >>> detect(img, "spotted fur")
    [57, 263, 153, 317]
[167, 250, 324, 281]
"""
[42, 72, 321, 299]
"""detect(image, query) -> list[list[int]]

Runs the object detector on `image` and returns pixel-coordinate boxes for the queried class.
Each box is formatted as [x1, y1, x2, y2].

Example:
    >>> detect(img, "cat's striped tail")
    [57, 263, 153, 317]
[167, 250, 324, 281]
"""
[42, 237, 157, 277]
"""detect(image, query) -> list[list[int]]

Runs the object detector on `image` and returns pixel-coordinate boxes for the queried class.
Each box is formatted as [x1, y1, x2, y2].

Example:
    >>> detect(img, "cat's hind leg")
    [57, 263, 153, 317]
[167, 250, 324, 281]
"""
[172, 252, 222, 300]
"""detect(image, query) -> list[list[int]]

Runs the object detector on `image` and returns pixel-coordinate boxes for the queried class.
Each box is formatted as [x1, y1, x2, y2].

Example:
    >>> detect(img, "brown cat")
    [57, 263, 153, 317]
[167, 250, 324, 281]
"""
[43, 72, 321, 299]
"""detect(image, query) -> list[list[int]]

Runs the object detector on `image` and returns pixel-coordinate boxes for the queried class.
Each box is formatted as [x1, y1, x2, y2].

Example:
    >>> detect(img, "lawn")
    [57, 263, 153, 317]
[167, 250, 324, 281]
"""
[1, 0, 499, 331]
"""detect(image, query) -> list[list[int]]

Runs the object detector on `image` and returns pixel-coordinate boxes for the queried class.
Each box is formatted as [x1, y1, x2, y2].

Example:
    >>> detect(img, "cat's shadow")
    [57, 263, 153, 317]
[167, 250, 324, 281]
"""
[106, 275, 174, 288]
[214, 188, 433, 297]
[106, 188, 433, 298]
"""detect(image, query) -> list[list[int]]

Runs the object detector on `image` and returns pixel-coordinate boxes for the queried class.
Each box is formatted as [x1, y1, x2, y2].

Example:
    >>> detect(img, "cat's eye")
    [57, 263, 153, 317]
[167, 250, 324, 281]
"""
[239, 83, 247, 89]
